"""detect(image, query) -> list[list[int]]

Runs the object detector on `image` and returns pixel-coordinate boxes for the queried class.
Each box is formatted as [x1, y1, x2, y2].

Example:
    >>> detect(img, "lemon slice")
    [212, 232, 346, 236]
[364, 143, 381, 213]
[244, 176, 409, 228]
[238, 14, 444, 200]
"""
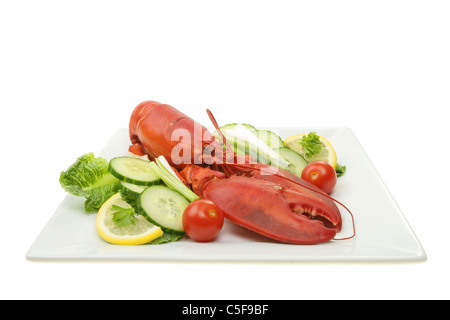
[284, 133, 337, 169]
[96, 193, 163, 245]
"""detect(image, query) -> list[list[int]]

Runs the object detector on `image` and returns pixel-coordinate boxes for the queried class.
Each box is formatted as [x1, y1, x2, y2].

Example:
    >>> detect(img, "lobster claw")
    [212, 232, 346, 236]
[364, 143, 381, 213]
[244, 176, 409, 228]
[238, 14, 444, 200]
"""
[282, 188, 342, 232]
[250, 163, 342, 232]
[202, 175, 339, 245]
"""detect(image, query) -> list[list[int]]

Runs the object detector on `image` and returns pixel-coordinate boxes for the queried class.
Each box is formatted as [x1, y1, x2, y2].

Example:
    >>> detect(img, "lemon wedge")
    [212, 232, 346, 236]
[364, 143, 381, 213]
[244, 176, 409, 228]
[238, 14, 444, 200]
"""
[96, 193, 163, 245]
[284, 133, 337, 169]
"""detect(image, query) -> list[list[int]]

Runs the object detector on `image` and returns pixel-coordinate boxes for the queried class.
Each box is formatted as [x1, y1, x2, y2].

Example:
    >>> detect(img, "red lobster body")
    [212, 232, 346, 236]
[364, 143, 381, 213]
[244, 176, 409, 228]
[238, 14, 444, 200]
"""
[129, 100, 223, 170]
[129, 100, 343, 244]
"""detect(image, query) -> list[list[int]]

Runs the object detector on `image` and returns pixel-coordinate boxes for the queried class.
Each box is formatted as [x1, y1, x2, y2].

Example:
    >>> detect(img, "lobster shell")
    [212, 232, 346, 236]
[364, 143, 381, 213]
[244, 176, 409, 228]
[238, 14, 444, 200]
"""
[129, 100, 222, 169]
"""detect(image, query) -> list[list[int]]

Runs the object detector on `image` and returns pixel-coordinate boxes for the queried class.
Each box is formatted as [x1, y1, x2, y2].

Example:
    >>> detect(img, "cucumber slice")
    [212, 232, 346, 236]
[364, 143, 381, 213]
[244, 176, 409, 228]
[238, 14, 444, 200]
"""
[138, 185, 189, 234]
[215, 124, 289, 167]
[217, 123, 257, 137]
[109, 157, 161, 186]
[120, 181, 148, 195]
[119, 181, 147, 212]
[272, 147, 308, 176]
[255, 130, 284, 149]
[214, 123, 257, 153]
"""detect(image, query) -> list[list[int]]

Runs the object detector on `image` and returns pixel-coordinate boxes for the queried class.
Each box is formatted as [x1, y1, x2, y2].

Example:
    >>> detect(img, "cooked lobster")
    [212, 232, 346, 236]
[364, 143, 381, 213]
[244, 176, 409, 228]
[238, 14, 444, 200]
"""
[129, 100, 353, 244]
[129, 100, 227, 170]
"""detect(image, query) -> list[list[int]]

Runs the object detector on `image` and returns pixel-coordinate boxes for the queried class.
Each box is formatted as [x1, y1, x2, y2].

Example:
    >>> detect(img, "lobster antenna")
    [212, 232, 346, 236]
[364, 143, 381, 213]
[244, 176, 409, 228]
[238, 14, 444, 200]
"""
[206, 109, 235, 156]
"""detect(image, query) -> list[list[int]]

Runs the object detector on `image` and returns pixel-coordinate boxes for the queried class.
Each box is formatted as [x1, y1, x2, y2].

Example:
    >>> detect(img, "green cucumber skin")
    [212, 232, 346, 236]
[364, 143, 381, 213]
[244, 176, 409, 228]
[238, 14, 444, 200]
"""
[273, 147, 308, 176]
[137, 185, 188, 235]
[218, 123, 257, 133]
[139, 210, 185, 235]
[120, 181, 148, 195]
[255, 130, 284, 149]
[108, 157, 161, 186]
[216, 125, 306, 176]
[215, 123, 257, 153]
[216, 125, 285, 161]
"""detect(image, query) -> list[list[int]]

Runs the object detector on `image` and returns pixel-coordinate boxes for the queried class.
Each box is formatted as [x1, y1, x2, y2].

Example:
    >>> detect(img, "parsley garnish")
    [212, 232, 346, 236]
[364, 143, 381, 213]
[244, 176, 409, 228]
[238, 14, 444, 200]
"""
[300, 132, 323, 158]
[111, 205, 136, 227]
[335, 163, 347, 177]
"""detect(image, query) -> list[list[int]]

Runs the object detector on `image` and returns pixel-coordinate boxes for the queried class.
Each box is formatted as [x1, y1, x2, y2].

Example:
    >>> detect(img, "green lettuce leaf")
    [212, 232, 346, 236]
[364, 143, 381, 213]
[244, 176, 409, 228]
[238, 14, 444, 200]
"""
[59, 153, 120, 213]
[335, 163, 347, 177]
[148, 232, 185, 245]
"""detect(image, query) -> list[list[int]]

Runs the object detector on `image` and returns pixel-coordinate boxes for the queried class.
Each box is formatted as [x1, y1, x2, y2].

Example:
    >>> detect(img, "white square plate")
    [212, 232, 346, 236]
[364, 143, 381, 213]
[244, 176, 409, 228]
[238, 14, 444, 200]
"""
[26, 128, 426, 263]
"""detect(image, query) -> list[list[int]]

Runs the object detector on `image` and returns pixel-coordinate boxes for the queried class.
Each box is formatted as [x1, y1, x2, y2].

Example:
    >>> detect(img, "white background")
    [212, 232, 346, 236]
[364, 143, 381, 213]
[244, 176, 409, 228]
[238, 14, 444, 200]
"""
[1, 1, 449, 300]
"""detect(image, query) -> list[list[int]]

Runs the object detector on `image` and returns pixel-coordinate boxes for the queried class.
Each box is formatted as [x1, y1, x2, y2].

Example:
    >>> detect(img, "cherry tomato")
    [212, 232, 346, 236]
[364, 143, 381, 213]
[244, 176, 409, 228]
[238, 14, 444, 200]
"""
[182, 200, 224, 242]
[301, 161, 337, 194]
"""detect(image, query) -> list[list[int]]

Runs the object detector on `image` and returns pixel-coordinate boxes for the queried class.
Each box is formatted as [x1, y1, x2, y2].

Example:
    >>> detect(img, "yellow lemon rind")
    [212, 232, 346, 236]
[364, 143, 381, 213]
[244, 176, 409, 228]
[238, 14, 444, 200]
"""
[284, 133, 337, 169]
[96, 193, 163, 246]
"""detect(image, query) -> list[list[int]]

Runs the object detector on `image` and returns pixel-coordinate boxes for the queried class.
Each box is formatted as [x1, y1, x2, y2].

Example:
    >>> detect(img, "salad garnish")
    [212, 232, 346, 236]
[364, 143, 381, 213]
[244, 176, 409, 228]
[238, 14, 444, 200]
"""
[149, 156, 200, 202]
[59, 153, 120, 212]
[111, 205, 136, 227]
[300, 132, 323, 158]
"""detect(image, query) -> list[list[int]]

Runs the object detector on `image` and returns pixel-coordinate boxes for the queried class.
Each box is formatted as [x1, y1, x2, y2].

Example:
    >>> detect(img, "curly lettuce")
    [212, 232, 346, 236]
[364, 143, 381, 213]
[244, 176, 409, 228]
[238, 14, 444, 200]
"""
[59, 153, 120, 213]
